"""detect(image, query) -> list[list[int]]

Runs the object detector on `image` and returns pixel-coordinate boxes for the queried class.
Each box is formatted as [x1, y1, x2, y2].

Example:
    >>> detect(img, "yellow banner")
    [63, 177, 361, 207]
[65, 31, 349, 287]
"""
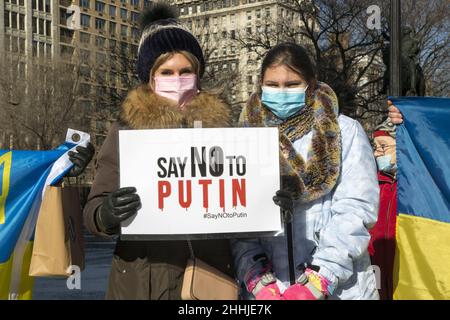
[394, 214, 450, 300]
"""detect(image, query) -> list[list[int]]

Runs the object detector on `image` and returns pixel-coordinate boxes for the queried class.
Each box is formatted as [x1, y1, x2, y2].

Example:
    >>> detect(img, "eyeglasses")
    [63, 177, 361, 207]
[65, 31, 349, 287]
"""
[372, 144, 396, 153]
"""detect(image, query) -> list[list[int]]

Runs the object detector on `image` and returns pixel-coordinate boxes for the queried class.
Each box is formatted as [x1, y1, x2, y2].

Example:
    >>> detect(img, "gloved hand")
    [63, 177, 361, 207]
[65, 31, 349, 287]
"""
[245, 254, 284, 300]
[283, 268, 333, 300]
[67, 143, 95, 177]
[254, 282, 284, 300]
[273, 190, 294, 222]
[273, 190, 293, 213]
[95, 187, 141, 234]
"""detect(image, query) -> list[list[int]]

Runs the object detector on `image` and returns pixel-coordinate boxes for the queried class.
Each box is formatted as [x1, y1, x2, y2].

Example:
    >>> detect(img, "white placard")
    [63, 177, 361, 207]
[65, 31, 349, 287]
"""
[119, 128, 281, 237]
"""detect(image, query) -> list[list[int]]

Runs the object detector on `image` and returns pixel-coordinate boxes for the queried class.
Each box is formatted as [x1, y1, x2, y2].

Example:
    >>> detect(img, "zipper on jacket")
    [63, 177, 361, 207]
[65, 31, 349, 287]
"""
[384, 182, 395, 240]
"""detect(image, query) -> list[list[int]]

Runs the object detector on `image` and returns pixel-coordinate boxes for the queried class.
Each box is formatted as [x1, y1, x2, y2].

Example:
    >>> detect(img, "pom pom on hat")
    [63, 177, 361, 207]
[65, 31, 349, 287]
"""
[136, 2, 205, 83]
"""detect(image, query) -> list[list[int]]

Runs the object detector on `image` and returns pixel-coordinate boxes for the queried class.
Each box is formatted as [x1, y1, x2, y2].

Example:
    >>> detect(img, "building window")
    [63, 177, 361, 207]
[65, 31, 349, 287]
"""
[109, 5, 116, 17]
[32, 17, 37, 33]
[256, 9, 261, 19]
[32, 40, 38, 56]
[11, 12, 17, 29]
[45, 0, 50, 12]
[32, 0, 37, 10]
[248, 76, 253, 84]
[109, 21, 116, 35]
[45, 43, 51, 57]
[80, 32, 90, 44]
[39, 19, 44, 34]
[109, 39, 116, 49]
[120, 8, 127, 20]
[80, 49, 90, 61]
[81, 14, 90, 27]
[95, 18, 105, 30]
[131, 0, 139, 6]
[96, 52, 106, 65]
[60, 27, 73, 43]
[18, 37, 25, 54]
[60, 44, 74, 57]
[19, 14, 25, 30]
[120, 25, 127, 37]
[132, 27, 139, 40]
[80, 0, 90, 9]
[95, 1, 105, 13]
[96, 36, 105, 47]
[247, 11, 252, 20]
[46, 20, 51, 36]
[4, 10, 10, 28]
[131, 12, 139, 23]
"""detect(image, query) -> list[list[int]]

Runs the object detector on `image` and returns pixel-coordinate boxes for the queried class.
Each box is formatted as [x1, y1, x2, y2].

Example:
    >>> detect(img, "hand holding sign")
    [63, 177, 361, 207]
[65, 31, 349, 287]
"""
[96, 187, 142, 234]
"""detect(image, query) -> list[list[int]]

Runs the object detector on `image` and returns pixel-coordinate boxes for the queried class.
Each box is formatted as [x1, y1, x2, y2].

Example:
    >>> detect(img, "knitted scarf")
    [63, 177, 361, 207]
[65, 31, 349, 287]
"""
[240, 81, 341, 203]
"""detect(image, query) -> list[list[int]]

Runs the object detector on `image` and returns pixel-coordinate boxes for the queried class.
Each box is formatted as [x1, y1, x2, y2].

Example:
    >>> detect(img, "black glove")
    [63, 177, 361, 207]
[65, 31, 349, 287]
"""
[95, 187, 141, 234]
[67, 143, 95, 177]
[273, 190, 294, 222]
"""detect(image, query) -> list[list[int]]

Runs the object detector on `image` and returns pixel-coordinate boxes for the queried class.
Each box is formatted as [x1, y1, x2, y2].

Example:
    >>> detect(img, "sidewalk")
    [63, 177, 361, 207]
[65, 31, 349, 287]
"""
[33, 233, 115, 300]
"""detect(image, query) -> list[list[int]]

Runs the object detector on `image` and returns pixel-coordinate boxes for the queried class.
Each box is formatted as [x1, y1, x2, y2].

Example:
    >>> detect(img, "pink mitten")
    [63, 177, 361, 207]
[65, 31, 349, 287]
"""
[254, 283, 284, 300]
[283, 268, 334, 300]
[283, 283, 320, 300]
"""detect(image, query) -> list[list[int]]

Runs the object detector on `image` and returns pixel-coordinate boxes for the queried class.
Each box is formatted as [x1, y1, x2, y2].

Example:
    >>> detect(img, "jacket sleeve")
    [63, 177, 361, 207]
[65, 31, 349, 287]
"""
[311, 118, 379, 285]
[230, 238, 267, 285]
[83, 122, 120, 238]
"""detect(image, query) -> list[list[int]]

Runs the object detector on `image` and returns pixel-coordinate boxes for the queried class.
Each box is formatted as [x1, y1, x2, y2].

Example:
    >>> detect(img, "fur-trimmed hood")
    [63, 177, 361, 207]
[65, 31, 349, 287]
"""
[120, 84, 231, 129]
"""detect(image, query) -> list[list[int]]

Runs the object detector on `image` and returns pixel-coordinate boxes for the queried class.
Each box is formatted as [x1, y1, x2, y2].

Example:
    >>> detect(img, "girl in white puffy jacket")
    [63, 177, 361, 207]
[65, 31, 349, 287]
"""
[232, 43, 380, 300]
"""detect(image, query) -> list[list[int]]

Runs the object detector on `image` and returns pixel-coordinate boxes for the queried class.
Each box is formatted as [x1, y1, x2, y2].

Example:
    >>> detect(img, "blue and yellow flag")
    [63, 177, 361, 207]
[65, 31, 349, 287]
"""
[392, 97, 450, 300]
[0, 130, 89, 300]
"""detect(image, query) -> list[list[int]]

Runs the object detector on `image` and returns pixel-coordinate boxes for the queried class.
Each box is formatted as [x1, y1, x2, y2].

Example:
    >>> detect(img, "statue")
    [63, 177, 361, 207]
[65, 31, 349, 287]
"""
[381, 26, 426, 96]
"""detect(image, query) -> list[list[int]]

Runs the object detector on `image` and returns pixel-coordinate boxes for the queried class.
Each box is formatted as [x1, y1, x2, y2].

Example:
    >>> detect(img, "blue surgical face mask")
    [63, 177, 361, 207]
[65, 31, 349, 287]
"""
[261, 86, 307, 120]
[376, 154, 397, 173]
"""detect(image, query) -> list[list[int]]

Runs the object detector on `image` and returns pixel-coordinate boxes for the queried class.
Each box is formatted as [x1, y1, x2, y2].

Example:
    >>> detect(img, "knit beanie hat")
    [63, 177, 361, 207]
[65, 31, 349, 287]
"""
[136, 2, 205, 83]
[373, 118, 396, 139]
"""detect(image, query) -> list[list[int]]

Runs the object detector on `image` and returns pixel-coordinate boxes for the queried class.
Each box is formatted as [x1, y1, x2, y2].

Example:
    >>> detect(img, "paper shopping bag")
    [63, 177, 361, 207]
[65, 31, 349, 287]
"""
[29, 186, 85, 277]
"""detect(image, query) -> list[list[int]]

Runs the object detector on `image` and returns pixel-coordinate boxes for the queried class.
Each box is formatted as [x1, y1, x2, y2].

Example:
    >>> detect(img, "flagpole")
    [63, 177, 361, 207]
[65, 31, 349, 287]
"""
[390, 0, 402, 97]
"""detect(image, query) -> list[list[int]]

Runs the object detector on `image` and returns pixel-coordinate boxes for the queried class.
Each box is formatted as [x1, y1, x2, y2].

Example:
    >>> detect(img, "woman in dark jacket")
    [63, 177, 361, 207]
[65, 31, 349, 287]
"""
[83, 4, 234, 300]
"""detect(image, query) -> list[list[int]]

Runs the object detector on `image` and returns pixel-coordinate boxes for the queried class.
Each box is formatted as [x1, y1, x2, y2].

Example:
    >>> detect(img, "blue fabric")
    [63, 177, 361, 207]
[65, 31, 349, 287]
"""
[392, 97, 450, 223]
[0, 143, 74, 263]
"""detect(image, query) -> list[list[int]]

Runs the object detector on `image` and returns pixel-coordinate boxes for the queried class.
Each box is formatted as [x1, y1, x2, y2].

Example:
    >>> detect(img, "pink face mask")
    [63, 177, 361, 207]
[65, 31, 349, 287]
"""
[154, 74, 198, 109]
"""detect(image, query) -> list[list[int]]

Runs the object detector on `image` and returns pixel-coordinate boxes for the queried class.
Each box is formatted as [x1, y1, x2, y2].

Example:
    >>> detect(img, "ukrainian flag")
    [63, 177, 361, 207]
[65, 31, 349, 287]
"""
[392, 97, 450, 300]
[0, 129, 89, 300]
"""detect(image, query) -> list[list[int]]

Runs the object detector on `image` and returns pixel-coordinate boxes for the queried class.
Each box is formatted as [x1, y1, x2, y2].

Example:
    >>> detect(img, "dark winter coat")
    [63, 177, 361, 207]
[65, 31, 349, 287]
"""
[83, 85, 235, 299]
